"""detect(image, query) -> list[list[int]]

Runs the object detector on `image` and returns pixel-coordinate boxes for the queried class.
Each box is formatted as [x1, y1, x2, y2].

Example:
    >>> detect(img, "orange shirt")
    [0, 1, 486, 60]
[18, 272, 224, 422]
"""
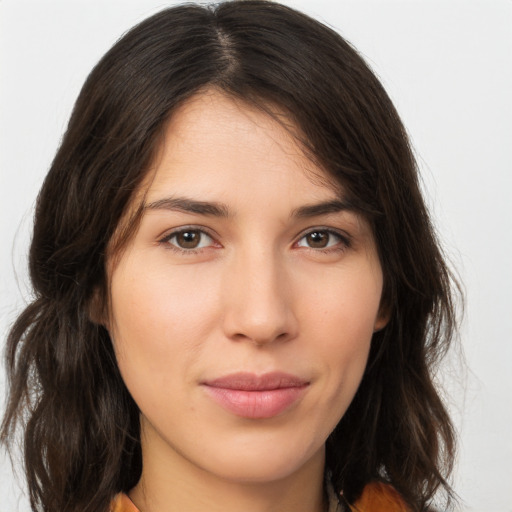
[347, 482, 409, 511]
[110, 481, 408, 512]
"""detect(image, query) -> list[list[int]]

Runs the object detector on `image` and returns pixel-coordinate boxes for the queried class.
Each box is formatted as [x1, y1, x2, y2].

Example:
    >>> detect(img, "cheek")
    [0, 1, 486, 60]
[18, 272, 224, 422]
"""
[302, 260, 383, 340]
[108, 258, 222, 393]
[301, 263, 382, 404]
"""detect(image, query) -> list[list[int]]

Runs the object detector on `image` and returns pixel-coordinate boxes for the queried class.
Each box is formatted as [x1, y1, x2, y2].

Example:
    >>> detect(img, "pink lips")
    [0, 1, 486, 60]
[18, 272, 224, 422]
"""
[202, 372, 309, 419]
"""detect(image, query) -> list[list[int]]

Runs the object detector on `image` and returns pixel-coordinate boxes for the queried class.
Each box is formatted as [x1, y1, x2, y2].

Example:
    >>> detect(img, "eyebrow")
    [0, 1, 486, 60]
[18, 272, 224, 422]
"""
[144, 196, 353, 218]
[291, 199, 354, 218]
[144, 197, 231, 217]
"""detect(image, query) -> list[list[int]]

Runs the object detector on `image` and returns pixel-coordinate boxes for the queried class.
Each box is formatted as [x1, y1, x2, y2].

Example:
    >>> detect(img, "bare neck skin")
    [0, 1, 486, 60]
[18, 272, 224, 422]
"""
[129, 421, 327, 512]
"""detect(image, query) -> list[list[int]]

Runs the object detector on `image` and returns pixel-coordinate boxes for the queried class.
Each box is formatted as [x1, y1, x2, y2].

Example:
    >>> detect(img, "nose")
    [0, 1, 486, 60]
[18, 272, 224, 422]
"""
[221, 249, 298, 346]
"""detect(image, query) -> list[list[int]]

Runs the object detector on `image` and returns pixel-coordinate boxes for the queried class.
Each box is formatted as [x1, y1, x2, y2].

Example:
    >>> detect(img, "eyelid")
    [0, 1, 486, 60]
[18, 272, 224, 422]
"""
[158, 225, 221, 252]
[157, 224, 351, 254]
[294, 226, 352, 251]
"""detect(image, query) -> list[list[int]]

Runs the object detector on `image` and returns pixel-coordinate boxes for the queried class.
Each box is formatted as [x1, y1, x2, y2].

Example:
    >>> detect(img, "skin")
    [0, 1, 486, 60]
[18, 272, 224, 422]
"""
[107, 90, 387, 512]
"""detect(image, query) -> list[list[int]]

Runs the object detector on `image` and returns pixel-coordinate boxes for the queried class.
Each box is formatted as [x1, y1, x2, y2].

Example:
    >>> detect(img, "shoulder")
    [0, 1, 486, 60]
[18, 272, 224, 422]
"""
[112, 484, 408, 512]
[110, 493, 140, 512]
[349, 481, 410, 512]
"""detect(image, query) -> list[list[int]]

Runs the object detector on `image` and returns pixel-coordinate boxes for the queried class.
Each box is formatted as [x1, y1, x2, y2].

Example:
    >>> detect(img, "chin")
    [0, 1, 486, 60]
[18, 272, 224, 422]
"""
[196, 438, 325, 484]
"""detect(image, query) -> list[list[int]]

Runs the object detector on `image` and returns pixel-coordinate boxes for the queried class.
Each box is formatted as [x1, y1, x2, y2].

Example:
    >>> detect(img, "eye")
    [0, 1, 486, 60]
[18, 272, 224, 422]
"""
[162, 228, 216, 251]
[296, 229, 348, 250]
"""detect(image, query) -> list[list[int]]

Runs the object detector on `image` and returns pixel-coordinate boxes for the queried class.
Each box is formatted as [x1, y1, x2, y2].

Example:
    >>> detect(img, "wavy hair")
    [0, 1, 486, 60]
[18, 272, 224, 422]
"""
[1, 2, 459, 511]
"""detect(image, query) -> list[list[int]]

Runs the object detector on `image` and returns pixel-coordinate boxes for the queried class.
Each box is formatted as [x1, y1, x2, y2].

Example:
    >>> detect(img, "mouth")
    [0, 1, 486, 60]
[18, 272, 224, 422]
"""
[201, 372, 309, 419]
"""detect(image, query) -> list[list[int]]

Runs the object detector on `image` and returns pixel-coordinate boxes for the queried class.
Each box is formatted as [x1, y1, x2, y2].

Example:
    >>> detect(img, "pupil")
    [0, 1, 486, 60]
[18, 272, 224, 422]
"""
[177, 231, 199, 248]
[307, 232, 328, 248]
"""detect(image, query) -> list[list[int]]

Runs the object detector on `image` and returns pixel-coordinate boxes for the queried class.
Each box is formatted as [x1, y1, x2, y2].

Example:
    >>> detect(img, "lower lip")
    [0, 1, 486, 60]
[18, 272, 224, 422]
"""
[203, 385, 307, 419]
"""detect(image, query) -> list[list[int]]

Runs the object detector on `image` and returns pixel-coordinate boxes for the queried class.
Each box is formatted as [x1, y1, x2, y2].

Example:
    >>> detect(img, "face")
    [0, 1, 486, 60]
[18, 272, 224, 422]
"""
[107, 90, 387, 485]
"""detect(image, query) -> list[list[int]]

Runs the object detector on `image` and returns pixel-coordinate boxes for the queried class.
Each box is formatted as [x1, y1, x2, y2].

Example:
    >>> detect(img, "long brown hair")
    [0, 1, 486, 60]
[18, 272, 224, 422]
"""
[1, 2, 459, 511]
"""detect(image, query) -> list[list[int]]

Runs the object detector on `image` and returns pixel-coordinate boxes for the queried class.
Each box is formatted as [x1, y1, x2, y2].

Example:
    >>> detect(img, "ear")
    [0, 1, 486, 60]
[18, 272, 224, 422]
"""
[373, 301, 391, 333]
[88, 286, 109, 328]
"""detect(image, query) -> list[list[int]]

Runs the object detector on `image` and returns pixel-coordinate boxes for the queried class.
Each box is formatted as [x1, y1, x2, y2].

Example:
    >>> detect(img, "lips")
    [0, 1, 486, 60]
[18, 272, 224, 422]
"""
[201, 372, 309, 419]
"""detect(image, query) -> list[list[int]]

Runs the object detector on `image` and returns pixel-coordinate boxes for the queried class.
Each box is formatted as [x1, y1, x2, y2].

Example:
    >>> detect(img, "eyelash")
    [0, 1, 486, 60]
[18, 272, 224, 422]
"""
[159, 226, 219, 255]
[295, 228, 351, 253]
[158, 226, 351, 254]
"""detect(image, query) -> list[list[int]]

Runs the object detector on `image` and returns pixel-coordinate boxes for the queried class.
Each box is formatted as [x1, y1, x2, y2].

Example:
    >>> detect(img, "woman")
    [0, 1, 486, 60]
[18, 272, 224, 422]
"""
[1, 2, 458, 511]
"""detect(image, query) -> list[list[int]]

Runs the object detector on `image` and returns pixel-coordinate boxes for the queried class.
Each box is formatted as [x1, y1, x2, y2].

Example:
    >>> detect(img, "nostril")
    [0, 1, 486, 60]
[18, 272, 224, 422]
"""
[250, 330, 291, 347]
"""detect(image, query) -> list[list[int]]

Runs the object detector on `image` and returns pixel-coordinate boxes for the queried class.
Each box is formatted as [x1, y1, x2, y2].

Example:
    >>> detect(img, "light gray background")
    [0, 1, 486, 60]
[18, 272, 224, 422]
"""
[1, 1, 511, 511]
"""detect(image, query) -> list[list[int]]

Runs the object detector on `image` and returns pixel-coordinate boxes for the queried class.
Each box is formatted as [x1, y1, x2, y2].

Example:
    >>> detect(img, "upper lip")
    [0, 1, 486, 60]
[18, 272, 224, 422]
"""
[202, 372, 309, 391]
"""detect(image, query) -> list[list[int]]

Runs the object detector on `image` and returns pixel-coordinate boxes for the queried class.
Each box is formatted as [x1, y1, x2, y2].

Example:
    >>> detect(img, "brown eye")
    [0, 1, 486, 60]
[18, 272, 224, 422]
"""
[166, 229, 214, 250]
[176, 231, 200, 248]
[296, 229, 346, 250]
[305, 231, 329, 248]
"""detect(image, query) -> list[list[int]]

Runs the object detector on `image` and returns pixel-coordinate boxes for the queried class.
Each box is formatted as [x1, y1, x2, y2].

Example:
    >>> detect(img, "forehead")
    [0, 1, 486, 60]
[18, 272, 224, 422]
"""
[144, 89, 341, 208]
